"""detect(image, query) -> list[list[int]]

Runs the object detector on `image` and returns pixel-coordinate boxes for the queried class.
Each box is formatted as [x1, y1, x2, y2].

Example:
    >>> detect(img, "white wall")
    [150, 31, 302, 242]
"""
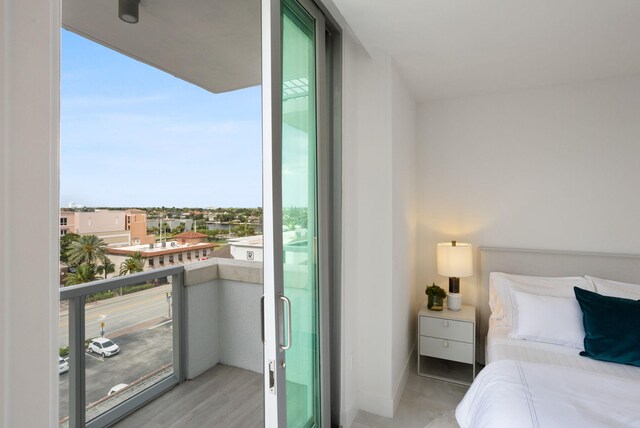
[0, 0, 60, 426]
[230, 245, 264, 262]
[340, 35, 362, 427]
[417, 74, 640, 307]
[390, 65, 418, 412]
[341, 35, 418, 424]
[185, 278, 263, 379]
[185, 280, 221, 378]
[218, 279, 262, 372]
[342, 41, 390, 420]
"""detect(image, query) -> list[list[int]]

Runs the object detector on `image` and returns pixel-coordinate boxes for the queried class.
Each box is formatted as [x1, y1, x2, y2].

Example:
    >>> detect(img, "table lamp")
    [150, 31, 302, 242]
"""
[437, 241, 473, 311]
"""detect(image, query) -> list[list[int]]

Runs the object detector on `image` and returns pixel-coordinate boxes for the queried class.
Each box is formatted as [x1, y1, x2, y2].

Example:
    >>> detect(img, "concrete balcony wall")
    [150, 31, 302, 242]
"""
[218, 279, 263, 372]
[184, 259, 263, 379]
[185, 278, 221, 378]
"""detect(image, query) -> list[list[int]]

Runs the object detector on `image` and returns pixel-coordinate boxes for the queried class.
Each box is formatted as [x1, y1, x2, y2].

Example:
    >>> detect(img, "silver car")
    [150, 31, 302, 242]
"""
[88, 338, 120, 357]
[59, 357, 69, 374]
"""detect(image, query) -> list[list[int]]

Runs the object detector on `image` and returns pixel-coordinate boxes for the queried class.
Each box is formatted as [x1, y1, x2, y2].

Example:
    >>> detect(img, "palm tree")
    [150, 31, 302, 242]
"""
[172, 223, 185, 235]
[119, 252, 144, 276]
[67, 235, 107, 267]
[65, 263, 99, 286]
[59, 233, 80, 263]
[96, 255, 115, 279]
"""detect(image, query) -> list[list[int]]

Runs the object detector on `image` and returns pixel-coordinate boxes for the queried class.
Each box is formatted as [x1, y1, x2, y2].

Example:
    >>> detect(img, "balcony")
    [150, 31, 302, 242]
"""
[59, 258, 263, 427]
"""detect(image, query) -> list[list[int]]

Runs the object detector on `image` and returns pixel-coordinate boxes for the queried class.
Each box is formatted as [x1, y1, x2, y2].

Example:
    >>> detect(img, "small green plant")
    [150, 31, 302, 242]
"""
[425, 283, 446, 298]
[59, 347, 69, 358]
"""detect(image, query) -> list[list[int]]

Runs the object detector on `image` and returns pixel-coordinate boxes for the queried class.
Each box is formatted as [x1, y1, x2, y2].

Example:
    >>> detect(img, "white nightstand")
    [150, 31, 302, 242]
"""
[417, 304, 476, 385]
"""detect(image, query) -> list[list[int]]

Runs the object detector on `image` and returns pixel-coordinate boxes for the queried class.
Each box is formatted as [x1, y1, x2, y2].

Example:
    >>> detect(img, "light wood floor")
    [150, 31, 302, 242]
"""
[113, 364, 263, 428]
[114, 360, 467, 428]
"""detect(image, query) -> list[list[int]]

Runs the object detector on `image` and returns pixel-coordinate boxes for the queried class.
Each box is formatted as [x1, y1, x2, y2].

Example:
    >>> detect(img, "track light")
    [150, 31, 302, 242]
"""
[119, 0, 140, 24]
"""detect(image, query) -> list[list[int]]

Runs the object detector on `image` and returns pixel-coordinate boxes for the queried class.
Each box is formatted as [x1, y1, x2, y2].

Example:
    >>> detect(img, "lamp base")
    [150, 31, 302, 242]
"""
[447, 292, 462, 311]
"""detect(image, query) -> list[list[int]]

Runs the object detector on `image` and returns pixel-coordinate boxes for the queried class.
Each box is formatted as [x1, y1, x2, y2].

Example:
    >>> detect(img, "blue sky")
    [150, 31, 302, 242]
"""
[61, 29, 262, 208]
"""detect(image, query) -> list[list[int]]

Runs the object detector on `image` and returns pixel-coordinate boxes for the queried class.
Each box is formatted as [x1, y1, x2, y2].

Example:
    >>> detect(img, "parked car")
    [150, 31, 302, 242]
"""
[58, 357, 69, 374]
[88, 338, 120, 357]
[107, 383, 129, 396]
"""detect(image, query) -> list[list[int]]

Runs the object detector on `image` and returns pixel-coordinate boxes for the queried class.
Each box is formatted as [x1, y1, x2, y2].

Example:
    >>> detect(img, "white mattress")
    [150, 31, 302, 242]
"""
[487, 318, 640, 380]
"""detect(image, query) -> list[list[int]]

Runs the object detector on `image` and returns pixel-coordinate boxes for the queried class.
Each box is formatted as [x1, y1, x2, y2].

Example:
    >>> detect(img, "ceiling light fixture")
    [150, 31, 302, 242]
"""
[119, 0, 140, 24]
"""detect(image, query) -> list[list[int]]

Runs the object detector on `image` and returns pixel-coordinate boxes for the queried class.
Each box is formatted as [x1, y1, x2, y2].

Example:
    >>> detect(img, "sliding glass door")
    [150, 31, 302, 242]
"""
[282, 1, 322, 426]
[262, 0, 327, 426]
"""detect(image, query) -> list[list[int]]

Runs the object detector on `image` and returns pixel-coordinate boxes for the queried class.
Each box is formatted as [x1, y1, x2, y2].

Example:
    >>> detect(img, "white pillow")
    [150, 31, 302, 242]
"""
[585, 276, 640, 300]
[508, 289, 585, 350]
[489, 272, 594, 327]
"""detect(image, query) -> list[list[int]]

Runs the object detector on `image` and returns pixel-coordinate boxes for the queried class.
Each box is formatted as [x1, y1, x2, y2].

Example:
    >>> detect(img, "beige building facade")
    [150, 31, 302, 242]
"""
[60, 209, 155, 246]
[124, 209, 155, 245]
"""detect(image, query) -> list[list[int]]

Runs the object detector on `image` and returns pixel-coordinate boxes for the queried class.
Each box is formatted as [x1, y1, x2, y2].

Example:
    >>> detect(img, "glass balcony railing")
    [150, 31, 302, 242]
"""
[59, 266, 185, 427]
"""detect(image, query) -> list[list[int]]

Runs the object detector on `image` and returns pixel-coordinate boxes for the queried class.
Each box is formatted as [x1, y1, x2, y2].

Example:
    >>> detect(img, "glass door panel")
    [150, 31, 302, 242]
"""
[262, 0, 325, 425]
[281, 1, 319, 427]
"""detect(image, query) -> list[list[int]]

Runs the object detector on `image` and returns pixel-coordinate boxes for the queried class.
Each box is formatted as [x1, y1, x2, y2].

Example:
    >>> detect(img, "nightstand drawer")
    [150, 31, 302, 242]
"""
[419, 336, 473, 364]
[419, 316, 473, 343]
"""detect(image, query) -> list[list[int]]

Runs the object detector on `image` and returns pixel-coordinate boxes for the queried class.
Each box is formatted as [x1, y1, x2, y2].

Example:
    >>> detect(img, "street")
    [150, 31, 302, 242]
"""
[59, 317, 173, 422]
[59, 284, 173, 347]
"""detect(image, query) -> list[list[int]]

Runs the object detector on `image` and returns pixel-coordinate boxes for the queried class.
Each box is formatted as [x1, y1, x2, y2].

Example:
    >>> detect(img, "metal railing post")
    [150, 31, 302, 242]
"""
[69, 295, 86, 427]
[172, 271, 186, 382]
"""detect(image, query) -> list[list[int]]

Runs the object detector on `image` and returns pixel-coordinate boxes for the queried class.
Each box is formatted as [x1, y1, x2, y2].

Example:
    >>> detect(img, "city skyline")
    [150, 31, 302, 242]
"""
[61, 29, 262, 208]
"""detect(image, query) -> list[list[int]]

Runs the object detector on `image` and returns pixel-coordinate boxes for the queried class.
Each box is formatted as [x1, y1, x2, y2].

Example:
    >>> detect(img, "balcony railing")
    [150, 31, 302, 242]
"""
[59, 266, 185, 428]
[59, 258, 264, 427]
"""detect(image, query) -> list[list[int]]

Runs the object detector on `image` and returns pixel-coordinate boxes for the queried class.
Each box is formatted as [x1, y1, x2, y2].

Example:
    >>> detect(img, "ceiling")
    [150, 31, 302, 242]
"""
[62, 0, 640, 100]
[332, 0, 640, 100]
[62, 0, 261, 94]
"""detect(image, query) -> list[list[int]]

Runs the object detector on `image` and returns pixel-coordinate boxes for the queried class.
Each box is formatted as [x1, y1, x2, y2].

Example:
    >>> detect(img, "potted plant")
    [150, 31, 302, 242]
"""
[426, 283, 446, 311]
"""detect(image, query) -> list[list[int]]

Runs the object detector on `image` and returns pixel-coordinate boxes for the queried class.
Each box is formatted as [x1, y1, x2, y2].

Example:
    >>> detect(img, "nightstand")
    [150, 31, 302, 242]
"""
[417, 304, 476, 385]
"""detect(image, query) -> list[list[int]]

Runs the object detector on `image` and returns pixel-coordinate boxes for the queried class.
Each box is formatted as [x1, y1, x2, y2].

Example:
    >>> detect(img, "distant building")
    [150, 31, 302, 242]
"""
[60, 209, 155, 246]
[228, 230, 305, 263]
[228, 235, 264, 261]
[125, 209, 156, 245]
[172, 231, 207, 245]
[106, 240, 216, 271]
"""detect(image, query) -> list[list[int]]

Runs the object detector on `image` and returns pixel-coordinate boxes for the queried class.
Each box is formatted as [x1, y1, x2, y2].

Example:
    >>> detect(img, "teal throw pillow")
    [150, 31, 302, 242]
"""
[574, 286, 640, 367]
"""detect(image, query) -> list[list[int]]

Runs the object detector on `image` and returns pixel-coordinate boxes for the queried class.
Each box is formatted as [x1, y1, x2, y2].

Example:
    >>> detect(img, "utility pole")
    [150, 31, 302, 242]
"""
[166, 292, 172, 318]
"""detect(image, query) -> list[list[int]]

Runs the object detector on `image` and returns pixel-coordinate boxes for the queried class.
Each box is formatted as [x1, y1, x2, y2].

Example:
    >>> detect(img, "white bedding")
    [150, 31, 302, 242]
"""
[487, 319, 640, 379]
[456, 360, 640, 428]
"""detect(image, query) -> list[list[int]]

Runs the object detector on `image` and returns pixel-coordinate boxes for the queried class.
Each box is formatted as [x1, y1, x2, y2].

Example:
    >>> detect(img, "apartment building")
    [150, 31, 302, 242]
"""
[60, 209, 155, 246]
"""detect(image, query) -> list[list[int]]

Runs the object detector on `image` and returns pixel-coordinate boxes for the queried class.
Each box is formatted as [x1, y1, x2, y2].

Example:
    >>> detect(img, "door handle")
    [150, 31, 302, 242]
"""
[260, 295, 265, 343]
[280, 295, 292, 350]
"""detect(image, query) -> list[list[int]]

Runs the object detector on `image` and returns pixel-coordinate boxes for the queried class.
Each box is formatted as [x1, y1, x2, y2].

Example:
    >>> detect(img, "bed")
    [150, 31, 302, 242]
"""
[455, 248, 640, 428]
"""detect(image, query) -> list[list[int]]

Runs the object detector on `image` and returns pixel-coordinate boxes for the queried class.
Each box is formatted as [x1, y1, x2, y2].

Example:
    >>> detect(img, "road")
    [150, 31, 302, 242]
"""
[59, 284, 172, 347]
[59, 318, 173, 422]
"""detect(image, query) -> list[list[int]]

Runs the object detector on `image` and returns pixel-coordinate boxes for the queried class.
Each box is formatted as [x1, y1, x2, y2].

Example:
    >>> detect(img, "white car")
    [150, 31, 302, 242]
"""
[88, 338, 120, 357]
[107, 383, 129, 396]
[58, 357, 69, 374]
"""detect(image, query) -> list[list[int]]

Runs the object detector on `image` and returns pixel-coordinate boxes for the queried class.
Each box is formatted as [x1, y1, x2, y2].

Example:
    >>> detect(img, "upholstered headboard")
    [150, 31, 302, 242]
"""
[477, 247, 640, 364]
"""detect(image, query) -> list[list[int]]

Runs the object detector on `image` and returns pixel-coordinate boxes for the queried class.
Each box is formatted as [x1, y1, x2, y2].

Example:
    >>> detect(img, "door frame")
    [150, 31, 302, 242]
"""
[261, 0, 286, 424]
[261, 0, 341, 426]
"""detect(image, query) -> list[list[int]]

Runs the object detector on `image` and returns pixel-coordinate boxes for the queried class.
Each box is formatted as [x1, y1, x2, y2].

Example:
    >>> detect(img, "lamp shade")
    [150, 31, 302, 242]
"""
[437, 242, 473, 278]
